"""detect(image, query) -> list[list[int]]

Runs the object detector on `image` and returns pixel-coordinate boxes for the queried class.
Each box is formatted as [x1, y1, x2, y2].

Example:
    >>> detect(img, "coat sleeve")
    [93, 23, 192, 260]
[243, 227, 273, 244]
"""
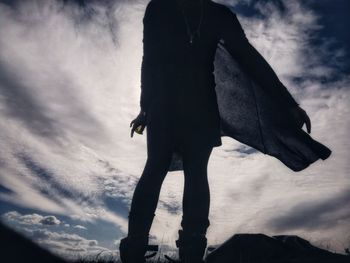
[140, 1, 160, 113]
[219, 7, 299, 108]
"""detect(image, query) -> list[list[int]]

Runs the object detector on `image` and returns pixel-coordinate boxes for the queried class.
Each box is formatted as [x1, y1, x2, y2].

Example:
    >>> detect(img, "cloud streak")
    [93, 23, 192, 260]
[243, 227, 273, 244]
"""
[267, 190, 350, 232]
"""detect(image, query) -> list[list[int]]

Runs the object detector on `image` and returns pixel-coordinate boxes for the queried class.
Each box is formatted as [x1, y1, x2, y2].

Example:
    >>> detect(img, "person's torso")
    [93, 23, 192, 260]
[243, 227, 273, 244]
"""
[150, 0, 225, 119]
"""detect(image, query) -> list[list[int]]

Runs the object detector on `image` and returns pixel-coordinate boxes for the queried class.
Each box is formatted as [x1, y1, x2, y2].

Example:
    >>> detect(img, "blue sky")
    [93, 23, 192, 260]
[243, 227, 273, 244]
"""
[0, 0, 349, 259]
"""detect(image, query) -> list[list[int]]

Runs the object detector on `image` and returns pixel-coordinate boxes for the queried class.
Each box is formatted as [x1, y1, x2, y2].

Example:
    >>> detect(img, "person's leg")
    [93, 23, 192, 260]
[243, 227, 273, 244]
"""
[181, 141, 212, 234]
[128, 148, 173, 236]
[128, 121, 174, 236]
[120, 122, 174, 263]
[175, 139, 213, 263]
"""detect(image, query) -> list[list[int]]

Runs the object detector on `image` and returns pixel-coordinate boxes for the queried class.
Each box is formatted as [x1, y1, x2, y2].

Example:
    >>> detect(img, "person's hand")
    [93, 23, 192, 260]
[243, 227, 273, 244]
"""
[130, 110, 147, 138]
[290, 106, 311, 133]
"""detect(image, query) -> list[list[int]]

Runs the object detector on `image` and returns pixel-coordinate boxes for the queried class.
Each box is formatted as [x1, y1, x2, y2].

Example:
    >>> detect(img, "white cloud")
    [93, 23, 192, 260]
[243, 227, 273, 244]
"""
[40, 215, 61, 226]
[2, 211, 61, 226]
[27, 228, 111, 259]
[74, 224, 87, 230]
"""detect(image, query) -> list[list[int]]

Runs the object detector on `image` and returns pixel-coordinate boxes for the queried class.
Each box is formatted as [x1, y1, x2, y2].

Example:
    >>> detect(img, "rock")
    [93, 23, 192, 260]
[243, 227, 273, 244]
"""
[205, 233, 349, 263]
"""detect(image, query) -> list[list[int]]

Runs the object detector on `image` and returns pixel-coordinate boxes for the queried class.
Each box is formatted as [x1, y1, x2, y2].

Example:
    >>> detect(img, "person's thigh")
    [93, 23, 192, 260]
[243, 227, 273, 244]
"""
[181, 135, 213, 175]
[145, 119, 175, 173]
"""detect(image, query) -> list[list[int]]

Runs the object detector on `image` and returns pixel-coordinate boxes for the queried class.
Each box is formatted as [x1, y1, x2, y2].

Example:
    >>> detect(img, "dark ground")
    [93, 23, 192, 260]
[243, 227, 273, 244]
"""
[1, 222, 349, 262]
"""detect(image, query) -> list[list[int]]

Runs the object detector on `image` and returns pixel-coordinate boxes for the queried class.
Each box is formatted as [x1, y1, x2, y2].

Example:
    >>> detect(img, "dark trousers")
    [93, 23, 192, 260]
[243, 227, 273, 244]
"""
[128, 117, 213, 237]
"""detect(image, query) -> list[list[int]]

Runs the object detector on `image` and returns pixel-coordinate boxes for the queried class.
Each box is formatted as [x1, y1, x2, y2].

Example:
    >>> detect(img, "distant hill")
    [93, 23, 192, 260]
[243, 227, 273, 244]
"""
[0, 222, 66, 263]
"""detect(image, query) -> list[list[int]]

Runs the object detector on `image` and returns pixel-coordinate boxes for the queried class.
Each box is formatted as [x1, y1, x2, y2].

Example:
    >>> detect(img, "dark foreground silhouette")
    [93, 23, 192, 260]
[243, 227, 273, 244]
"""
[206, 234, 349, 263]
[1, 221, 348, 263]
[0, 222, 66, 263]
[126, 0, 332, 261]
[126, 0, 331, 261]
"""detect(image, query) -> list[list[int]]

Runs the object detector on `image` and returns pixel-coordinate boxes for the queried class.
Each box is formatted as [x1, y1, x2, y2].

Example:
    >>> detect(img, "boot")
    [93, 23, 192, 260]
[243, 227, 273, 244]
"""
[119, 212, 158, 263]
[119, 234, 158, 263]
[119, 234, 148, 263]
[175, 229, 207, 263]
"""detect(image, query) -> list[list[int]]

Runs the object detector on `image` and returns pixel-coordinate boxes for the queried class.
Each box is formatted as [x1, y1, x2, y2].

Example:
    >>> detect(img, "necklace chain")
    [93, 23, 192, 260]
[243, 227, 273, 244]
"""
[178, 0, 205, 45]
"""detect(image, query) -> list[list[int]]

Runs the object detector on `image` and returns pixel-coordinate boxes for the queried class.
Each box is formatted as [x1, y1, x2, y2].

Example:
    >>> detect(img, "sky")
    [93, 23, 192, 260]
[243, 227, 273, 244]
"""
[0, 0, 349, 260]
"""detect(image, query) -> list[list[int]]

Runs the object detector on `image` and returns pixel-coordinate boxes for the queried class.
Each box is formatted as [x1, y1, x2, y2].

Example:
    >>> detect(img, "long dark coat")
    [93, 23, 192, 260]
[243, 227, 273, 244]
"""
[140, 0, 331, 172]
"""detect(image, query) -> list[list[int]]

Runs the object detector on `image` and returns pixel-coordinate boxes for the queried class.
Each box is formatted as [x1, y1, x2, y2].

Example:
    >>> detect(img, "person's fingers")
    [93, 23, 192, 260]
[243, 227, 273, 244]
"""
[296, 113, 303, 129]
[130, 125, 135, 138]
[296, 108, 305, 129]
[305, 113, 312, 134]
[130, 119, 135, 128]
[140, 124, 146, 134]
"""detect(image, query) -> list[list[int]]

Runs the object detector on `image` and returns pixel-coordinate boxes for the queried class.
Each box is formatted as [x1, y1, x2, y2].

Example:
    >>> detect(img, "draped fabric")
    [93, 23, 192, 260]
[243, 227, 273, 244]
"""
[167, 43, 331, 172]
[139, 0, 332, 172]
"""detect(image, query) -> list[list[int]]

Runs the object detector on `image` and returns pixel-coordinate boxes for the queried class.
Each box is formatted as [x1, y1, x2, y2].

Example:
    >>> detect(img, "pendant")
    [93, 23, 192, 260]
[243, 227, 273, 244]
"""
[189, 31, 200, 45]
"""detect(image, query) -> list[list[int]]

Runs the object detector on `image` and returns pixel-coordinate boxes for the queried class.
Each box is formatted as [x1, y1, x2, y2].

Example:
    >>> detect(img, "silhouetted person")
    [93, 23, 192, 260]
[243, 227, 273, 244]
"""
[119, 0, 329, 262]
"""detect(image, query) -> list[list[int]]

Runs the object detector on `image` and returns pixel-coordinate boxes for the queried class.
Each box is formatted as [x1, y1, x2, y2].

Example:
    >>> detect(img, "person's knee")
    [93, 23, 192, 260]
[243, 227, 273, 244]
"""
[183, 162, 208, 180]
[142, 155, 171, 180]
[182, 145, 212, 174]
